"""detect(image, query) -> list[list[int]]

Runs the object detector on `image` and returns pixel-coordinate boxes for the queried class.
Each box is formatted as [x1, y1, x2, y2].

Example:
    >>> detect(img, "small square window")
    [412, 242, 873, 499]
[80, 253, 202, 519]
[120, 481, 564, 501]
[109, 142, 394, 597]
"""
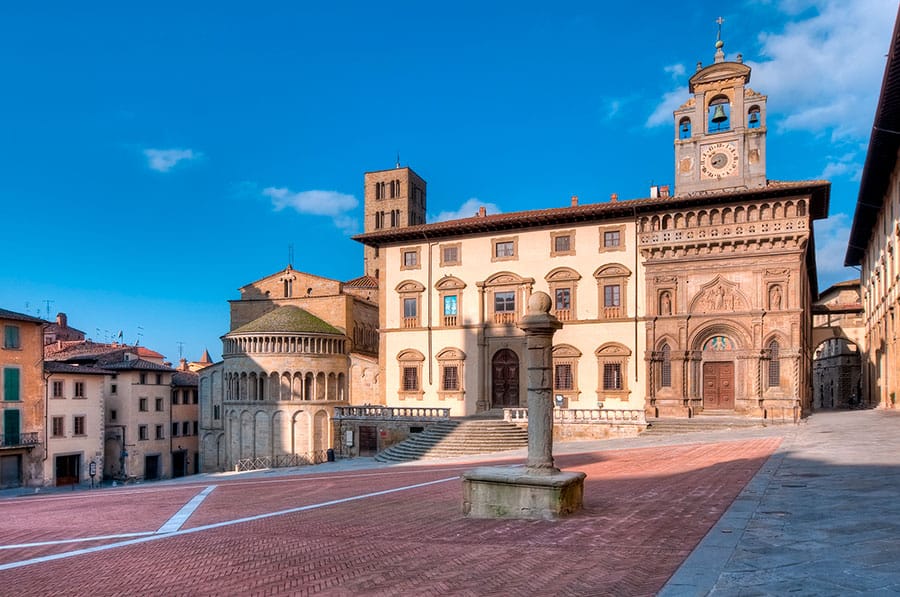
[74, 381, 85, 398]
[182, 421, 190, 436]
[403, 297, 418, 319]
[442, 245, 459, 265]
[443, 295, 458, 316]
[213, 404, 221, 420]
[495, 291, 516, 313]
[603, 363, 623, 390]
[3, 325, 20, 349]
[172, 422, 179, 437]
[193, 420, 199, 435]
[555, 288, 571, 311]
[172, 393, 179, 405]
[139, 373, 147, 384]
[110, 384, 117, 394]
[156, 374, 163, 385]
[604, 231, 620, 247]
[403, 251, 417, 267]
[495, 241, 514, 258]
[52, 380, 64, 398]
[155, 398, 164, 412]
[110, 409, 117, 422]
[555, 235, 570, 253]
[192, 391, 198, 405]
[139, 398, 148, 412]
[139, 425, 148, 441]
[155, 425, 164, 440]
[554, 364, 573, 391]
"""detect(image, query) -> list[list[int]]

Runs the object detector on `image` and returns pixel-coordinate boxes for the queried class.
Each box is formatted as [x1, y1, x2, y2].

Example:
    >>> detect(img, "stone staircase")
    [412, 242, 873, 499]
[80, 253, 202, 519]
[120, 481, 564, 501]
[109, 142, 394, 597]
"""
[374, 419, 528, 463]
[642, 412, 789, 435]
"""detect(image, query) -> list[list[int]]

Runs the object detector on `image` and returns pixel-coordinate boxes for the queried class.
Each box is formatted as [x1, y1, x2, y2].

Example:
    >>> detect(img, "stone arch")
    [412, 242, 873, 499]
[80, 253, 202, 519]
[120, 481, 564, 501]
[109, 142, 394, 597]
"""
[240, 410, 255, 459]
[689, 322, 751, 352]
[395, 279, 426, 293]
[272, 410, 287, 457]
[313, 410, 329, 454]
[435, 275, 466, 291]
[291, 410, 309, 454]
[545, 266, 581, 283]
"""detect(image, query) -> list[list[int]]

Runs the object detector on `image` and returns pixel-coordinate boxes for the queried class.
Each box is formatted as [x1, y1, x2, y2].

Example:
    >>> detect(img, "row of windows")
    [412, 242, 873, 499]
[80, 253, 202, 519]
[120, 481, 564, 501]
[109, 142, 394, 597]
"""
[171, 420, 199, 437]
[139, 397, 166, 412]
[398, 267, 630, 328]
[400, 229, 623, 270]
[138, 424, 166, 441]
[655, 340, 782, 389]
[172, 389, 198, 405]
[677, 100, 761, 139]
[374, 179, 402, 200]
[51, 415, 86, 438]
[51, 380, 86, 398]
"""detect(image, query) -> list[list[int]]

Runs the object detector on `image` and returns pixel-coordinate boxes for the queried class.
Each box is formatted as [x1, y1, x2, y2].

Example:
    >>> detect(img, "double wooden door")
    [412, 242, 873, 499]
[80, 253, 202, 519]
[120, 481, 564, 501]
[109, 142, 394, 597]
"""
[492, 349, 520, 407]
[703, 361, 735, 409]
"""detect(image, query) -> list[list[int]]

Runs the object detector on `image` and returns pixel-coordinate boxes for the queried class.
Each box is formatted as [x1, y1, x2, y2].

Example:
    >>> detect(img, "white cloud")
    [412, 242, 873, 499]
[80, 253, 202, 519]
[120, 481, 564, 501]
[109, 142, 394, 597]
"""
[645, 88, 686, 128]
[750, 0, 895, 140]
[664, 63, 686, 79]
[814, 212, 858, 284]
[432, 198, 501, 222]
[143, 148, 200, 172]
[818, 152, 862, 181]
[263, 187, 359, 232]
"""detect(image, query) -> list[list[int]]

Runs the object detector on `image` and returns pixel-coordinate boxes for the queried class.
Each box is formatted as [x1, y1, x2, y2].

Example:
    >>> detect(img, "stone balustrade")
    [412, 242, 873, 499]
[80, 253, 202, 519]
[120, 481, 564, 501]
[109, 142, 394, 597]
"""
[504, 407, 646, 425]
[333, 406, 451, 420]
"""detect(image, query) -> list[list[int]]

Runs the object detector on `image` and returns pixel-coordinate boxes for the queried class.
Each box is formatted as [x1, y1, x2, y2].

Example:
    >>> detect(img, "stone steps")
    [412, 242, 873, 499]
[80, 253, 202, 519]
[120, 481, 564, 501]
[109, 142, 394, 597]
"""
[642, 416, 778, 435]
[374, 420, 528, 462]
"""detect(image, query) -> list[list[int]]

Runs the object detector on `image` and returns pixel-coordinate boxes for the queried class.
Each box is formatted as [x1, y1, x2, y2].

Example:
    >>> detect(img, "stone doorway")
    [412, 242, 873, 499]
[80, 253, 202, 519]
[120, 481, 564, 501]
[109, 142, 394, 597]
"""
[491, 349, 520, 408]
[55, 454, 80, 486]
[703, 361, 735, 409]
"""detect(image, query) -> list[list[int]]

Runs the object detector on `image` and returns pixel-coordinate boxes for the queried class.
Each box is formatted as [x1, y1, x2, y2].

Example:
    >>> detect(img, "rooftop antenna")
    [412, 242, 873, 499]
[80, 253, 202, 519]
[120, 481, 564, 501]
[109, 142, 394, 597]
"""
[396, 152, 401, 168]
[136, 326, 144, 346]
[176, 341, 184, 360]
[288, 244, 294, 267]
[43, 299, 54, 320]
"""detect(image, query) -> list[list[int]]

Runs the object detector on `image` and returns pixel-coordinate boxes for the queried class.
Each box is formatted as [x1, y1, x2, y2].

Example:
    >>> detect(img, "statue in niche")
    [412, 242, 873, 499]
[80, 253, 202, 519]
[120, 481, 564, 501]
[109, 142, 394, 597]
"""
[660, 291, 672, 315]
[770, 285, 783, 310]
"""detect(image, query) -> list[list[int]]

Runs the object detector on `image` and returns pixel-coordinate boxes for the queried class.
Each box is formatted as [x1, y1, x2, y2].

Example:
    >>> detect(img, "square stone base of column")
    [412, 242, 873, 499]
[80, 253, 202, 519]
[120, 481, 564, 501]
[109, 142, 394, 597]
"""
[461, 467, 586, 520]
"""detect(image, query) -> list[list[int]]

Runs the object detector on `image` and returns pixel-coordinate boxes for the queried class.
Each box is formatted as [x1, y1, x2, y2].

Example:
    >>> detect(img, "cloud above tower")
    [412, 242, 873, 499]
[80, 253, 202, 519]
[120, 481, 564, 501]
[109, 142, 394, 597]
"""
[263, 187, 359, 232]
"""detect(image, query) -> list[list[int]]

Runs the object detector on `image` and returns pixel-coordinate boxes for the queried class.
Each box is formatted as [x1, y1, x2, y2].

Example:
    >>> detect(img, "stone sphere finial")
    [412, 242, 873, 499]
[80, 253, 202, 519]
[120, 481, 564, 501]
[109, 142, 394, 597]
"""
[527, 291, 552, 315]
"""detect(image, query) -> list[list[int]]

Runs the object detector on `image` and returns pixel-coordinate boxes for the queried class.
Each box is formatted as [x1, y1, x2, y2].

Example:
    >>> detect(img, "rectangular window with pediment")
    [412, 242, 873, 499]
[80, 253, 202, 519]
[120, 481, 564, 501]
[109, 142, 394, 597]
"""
[596, 264, 630, 320]
[596, 343, 631, 401]
[493, 291, 517, 323]
[552, 344, 581, 403]
[437, 348, 465, 400]
[403, 297, 418, 328]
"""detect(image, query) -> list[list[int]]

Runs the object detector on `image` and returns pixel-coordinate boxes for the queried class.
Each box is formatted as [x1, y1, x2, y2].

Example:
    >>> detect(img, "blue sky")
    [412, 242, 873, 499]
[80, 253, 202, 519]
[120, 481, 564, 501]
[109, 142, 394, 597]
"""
[0, 0, 895, 362]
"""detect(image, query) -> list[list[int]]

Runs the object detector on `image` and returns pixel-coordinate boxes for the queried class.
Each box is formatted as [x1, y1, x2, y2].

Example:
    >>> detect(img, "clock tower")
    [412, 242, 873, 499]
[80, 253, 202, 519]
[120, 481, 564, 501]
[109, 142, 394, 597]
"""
[673, 26, 767, 196]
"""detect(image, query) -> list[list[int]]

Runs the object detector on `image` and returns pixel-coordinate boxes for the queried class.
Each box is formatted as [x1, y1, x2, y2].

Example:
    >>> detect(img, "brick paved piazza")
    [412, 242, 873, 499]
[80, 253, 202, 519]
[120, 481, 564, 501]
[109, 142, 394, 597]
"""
[0, 438, 780, 596]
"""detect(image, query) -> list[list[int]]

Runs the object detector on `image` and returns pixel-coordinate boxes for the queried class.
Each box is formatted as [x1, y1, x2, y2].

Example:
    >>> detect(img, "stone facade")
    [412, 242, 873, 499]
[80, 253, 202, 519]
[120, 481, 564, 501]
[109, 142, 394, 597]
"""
[0, 308, 46, 488]
[845, 12, 900, 409]
[354, 39, 829, 422]
[199, 267, 381, 472]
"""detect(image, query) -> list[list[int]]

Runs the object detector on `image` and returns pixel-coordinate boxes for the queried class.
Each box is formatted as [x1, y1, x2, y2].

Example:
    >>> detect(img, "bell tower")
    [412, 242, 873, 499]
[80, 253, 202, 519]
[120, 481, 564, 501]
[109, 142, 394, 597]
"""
[362, 163, 427, 279]
[673, 20, 767, 196]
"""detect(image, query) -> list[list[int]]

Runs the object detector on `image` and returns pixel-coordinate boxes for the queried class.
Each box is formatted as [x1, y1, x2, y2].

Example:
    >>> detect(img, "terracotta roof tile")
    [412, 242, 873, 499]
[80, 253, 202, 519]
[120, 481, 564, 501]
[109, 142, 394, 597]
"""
[344, 275, 378, 289]
[0, 308, 46, 324]
[44, 362, 113, 375]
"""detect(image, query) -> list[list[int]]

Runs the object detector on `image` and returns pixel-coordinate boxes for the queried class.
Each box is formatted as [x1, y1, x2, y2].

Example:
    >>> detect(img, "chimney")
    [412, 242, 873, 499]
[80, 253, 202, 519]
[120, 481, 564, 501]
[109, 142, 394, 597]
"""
[179, 358, 188, 371]
[571, 195, 578, 206]
[478, 206, 486, 217]
[610, 193, 618, 203]
[660, 185, 670, 198]
[56, 312, 67, 328]
[650, 185, 659, 198]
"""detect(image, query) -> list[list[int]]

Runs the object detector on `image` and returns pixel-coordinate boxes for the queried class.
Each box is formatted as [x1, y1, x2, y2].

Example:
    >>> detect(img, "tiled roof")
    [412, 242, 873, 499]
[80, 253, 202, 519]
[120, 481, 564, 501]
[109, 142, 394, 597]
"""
[352, 180, 830, 246]
[45, 341, 128, 360]
[229, 305, 343, 336]
[103, 358, 174, 372]
[44, 362, 113, 375]
[0, 308, 46, 324]
[344, 275, 378, 289]
[172, 371, 199, 387]
[136, 346, 165, 359]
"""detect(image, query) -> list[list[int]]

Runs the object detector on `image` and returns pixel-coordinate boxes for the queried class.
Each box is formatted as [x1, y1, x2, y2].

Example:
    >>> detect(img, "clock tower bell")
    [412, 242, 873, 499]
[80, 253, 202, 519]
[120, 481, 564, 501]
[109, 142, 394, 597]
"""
[673, 26, 767, 196]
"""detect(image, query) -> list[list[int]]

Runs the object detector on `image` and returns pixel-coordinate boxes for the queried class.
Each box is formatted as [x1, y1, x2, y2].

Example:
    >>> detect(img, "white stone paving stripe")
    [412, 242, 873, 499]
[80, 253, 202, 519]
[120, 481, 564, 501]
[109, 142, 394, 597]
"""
[156, 485, 217, 534]
[0, 532, 155, 550]
[0, 475, 459, 571]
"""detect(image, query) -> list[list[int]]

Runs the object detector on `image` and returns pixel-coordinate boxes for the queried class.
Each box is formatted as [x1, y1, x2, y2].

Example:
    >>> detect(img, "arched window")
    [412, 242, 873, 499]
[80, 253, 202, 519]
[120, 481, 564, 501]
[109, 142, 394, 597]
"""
[768, 340, 780, 387]
[679, 117, 691, 139]
[708, 95, 730, 133]
[747, 105, 761, 129]
[660, 343, 672, 388]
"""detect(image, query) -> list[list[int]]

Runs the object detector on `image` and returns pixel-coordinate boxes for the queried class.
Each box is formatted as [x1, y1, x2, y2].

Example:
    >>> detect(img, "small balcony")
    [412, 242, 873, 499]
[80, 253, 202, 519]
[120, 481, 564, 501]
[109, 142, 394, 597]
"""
[0, 432, 40, 449]
[403, 317, 419, 329]
[493, 311, 517, 324]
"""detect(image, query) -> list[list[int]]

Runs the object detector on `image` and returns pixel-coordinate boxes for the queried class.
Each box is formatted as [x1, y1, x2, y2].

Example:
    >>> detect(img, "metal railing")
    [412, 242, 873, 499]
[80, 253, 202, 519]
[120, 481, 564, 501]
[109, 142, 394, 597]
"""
[233, 451, 328, 472]
[0, 432, 40, 448]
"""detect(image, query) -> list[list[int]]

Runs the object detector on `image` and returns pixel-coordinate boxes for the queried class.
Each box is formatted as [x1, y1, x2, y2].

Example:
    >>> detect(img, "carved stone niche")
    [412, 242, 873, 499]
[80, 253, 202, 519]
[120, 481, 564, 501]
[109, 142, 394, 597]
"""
[658, 289, 675, 316]
[689, 276, 750, 314]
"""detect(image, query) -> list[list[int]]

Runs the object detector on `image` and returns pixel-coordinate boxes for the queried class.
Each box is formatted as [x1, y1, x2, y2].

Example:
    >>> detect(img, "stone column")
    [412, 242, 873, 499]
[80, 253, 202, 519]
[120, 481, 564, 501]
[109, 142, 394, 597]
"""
[518, 292, 563, 474]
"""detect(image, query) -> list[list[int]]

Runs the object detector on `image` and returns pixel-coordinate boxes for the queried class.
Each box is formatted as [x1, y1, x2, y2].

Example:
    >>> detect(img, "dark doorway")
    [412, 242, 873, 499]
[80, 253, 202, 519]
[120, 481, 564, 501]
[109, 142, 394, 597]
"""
[492, 349, 520, 408]
[0, 454, 21, 488]
[55, 454, 80, 486]
[703, 361, 735, 409]
[172, 450, 187, 478]
[358, 425, 378, 456]
[144, 454, 160, 480]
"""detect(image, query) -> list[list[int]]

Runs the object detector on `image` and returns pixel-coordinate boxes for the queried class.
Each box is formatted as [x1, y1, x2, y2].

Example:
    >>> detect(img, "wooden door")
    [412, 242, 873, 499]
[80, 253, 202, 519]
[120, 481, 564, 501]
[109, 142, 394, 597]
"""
[358, 425, 377, 456]
[55, 454, 80, 486]
[703, 361, 735, 409]
[492, 349, 520, 407]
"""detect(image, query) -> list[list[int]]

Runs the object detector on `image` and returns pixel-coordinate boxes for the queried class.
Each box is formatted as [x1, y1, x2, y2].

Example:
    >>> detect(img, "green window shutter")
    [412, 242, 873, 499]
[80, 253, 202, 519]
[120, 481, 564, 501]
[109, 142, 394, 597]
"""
[4, 325, 20, 348]
[3, 369, 20, 401]
[3, 409, 19, 442]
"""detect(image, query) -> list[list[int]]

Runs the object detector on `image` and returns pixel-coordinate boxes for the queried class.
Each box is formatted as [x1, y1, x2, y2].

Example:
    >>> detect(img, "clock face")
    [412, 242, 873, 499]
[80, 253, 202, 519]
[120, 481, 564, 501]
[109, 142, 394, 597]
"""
[700, 143, 739, 179]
